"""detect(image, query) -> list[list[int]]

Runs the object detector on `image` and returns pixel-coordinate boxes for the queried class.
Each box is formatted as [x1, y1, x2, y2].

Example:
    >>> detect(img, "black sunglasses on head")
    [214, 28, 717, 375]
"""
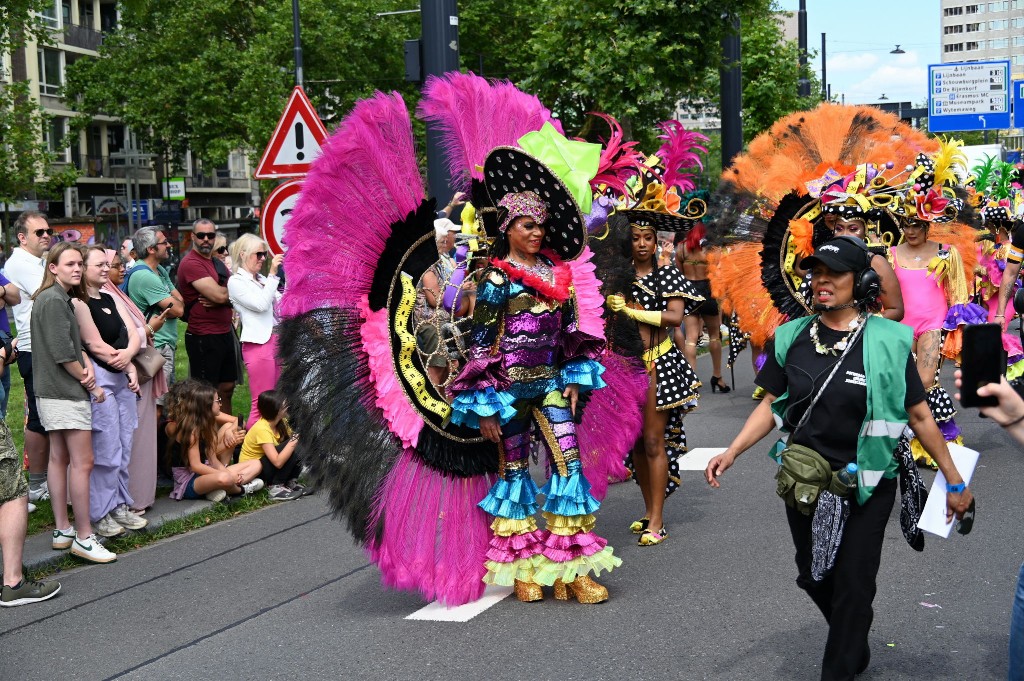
[194, 232, 217, 240]
[34, 228, 54, 237]
[216, 246, 228, 254]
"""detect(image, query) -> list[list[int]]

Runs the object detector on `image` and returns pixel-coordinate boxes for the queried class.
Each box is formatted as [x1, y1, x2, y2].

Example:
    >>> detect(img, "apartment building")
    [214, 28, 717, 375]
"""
[2, 0, 257, 245]
[940, 0, 1024, 148]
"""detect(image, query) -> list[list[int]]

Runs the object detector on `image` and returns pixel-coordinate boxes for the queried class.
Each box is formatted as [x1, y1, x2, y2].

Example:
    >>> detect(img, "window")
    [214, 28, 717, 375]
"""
[966, 40, 981, 49]
[43, 117, 69, 161]
[1013, 36, 1024, 46]
[1015, 54, 1024, 65]
[988, 18, 1008, 28]
[1011, 0, 1023, 8]
[944, 6, 964, 15]
[36, 0, 59, 28]
[966, 22, 981, 30]
[944, 43, 965, 52]
[945, 24, 964, 33]
[965, 3, 983, 11]
[987, 0, 1008, 9]
[37, 48, 62, 95]
[990, 37, 1009, 47]
[1012, 16, 1024, 27]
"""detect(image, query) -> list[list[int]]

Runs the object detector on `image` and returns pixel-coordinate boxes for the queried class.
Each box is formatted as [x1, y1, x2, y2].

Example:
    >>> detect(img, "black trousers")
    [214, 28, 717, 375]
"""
[786, 476, 897, 681]
[258, 443, 301, 486]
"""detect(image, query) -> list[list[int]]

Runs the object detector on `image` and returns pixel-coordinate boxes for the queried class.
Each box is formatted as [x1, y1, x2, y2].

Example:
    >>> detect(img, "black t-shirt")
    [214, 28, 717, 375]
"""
[86, 292, 129, 373]
[1010, 222, 1024, 250]
[756, 321, 926, 469]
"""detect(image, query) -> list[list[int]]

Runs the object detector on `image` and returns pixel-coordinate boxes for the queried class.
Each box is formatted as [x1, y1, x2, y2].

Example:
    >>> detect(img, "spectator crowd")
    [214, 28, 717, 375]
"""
[0, 212, 300, 608]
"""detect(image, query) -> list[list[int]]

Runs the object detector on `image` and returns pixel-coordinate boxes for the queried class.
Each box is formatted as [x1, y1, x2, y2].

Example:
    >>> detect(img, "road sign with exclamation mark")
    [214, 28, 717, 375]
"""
[255, 86, 329, 179]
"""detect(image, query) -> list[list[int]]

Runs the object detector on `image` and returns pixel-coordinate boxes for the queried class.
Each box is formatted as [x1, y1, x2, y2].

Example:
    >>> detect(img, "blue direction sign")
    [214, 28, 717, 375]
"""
[928, 60, 1011, 133]
[1014, 80, 1024, 129]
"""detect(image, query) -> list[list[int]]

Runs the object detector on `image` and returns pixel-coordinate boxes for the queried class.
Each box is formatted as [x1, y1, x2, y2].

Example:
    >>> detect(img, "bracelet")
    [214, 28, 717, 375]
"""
[995, 314, 1005, 318]
[946, 482, 966, 494]
[1001, 412, 1024, 429]
[146, 324, 155, 334]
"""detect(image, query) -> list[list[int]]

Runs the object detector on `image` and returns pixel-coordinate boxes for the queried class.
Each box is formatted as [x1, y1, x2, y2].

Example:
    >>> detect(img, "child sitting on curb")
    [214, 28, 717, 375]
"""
[239, 390, 311, 502]
[166, 380, 262, 502]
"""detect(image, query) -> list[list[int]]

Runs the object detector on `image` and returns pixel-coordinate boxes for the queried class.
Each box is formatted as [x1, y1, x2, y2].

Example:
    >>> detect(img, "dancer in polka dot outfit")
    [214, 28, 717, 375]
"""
[608, 204, 703, 546]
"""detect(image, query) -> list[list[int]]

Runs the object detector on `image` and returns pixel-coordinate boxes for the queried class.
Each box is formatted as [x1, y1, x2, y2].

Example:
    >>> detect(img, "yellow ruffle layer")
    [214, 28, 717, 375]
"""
[541, 511, 596, 536]
[490, 517, 538, 537]
[483, 555, 544, 586]
[910, 434, 963, 467]
[530, 547, 622, 586]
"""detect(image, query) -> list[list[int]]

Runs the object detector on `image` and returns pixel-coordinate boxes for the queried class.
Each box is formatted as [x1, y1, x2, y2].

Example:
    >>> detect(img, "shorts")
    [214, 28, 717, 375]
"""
[185, 332, 239, 385]
[181, 473, 201, 500]
[37, 398, 92, 432]
[17, 352, 45, 435]
[415, 323, 448, 368]
[688, 279, 720, 318]
[0, 422, 28, 504]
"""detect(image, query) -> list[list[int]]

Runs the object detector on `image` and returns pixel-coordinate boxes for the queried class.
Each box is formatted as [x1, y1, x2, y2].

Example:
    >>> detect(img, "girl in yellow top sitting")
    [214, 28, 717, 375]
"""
[239, 390, 310, 501]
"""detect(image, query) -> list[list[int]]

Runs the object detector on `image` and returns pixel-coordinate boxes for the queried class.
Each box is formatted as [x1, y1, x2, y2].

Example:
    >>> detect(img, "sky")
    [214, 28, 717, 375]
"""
[776, 1, 940, 107]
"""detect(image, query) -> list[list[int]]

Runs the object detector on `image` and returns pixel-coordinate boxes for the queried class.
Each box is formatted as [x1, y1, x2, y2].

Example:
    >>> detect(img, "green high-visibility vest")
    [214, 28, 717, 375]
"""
[770, 315, 912, 504]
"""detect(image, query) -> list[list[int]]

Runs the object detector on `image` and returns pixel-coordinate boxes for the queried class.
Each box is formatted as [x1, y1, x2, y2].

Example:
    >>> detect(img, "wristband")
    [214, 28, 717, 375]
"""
[995, 314, 1005, 318]
[946, 482, 966, 494]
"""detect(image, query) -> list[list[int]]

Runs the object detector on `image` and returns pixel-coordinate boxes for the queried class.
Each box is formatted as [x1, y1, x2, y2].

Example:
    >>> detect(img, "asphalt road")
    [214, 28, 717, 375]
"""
[1, 358, 1018, 681]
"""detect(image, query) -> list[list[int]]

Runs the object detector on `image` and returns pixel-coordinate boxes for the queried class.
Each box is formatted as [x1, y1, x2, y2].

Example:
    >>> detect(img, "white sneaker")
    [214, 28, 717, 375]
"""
[27, 502, 36, 513]
[28, 481, 50, 502]
[111, 504, 148, 530]
[70, 533, 116, 563]
[205, 489, 227, 503]
[52, 527, 75, 550]
[241, 478, 265, 496]
[95, 514, 126, 538]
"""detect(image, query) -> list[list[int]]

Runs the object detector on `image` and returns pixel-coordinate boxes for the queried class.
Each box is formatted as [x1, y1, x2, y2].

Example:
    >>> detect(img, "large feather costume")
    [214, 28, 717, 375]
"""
[277, 74, 644, 606]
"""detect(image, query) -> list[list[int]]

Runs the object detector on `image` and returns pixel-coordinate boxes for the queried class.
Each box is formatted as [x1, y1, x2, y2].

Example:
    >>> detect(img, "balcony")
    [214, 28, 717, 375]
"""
[63, 24, 104, 51]
[185, 170, 251, 190]
[70, 151, 155, 181]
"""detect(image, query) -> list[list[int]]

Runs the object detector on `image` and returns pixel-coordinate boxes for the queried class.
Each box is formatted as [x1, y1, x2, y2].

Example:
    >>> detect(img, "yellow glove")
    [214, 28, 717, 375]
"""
[606, 294, 626, 312]
[622, 307, 663, 327]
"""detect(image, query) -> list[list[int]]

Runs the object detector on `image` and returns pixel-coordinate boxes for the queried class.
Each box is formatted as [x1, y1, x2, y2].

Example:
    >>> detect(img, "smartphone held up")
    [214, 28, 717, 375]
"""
[959, 323, 1005, 408]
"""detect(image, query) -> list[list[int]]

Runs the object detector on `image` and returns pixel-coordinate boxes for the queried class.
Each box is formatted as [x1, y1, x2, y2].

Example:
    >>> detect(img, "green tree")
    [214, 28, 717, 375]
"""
[1, 0, 79, 247]
[65, 0, 419, 167]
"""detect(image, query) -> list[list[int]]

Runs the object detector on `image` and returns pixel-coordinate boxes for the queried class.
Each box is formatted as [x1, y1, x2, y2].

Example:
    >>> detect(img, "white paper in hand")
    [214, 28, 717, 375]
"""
[916, 443, 979, 538]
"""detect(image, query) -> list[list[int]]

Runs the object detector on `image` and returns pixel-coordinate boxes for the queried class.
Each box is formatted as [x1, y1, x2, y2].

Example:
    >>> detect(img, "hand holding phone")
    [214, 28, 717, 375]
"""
[959, 323, 1005, 408]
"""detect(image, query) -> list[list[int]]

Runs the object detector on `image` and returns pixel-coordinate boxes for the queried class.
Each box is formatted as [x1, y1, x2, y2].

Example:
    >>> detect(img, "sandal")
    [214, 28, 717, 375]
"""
[629, 517, 650, 534]
[638, 527, 668, 546]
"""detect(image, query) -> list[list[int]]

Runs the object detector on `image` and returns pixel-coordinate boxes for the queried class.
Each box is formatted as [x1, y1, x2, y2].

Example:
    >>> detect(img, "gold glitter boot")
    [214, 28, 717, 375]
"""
[553, 575, 608, 604]
[513, 579, 544, 602]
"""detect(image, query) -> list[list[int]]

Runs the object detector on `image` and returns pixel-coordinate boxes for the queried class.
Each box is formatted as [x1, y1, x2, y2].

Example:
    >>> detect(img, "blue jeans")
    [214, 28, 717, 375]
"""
[0, 364, 9, 418]
[1011, 562, 1024, 681]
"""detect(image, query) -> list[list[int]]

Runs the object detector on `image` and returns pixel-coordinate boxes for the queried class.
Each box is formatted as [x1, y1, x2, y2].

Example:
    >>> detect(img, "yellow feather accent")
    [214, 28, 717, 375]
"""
[932, 137, 967, 188]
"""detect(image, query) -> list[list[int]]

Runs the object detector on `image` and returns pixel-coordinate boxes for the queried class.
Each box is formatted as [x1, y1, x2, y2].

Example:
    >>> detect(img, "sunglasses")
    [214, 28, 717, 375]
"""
[254, 251, 268, 259]
[194, 232, 217, 240]
[35, 228, 54, 237]
[216, 246, 228, 254]
[155, 240, 170, 247]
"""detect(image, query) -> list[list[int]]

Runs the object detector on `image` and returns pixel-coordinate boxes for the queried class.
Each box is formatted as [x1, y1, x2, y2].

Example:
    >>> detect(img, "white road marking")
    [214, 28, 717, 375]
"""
[677, 447, 727, 470]
[405, 585, 513, 622]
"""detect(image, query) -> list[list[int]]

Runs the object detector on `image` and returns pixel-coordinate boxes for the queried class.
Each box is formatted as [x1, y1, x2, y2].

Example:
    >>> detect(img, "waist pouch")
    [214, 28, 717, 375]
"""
[775, 443, 832, 516]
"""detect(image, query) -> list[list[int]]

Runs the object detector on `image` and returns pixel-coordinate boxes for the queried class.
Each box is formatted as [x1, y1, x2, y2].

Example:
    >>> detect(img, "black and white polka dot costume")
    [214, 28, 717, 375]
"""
[625, 266, 702, 498]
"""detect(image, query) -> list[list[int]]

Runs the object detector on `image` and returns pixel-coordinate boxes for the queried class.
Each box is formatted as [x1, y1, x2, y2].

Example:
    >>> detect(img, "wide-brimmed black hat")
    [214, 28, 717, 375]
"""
[621, 195, 706, 235]
[483, 146, 586, 261]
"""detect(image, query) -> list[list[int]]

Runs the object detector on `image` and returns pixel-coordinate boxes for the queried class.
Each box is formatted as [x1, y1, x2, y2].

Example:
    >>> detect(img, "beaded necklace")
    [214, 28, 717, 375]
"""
[809, 314, 863, 355]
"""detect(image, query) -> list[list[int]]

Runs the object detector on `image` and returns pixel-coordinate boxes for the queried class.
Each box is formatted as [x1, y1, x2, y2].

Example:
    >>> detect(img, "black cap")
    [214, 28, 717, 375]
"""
[799, 236, 871, 273]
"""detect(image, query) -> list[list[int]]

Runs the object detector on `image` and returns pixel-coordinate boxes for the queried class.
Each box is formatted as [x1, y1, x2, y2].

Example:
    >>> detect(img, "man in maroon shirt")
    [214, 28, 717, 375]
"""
[177, 219, 236, 412]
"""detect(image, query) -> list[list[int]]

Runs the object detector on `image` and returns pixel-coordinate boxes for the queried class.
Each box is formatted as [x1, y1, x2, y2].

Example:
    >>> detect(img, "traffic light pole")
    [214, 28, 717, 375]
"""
[420, 0, 460, 207]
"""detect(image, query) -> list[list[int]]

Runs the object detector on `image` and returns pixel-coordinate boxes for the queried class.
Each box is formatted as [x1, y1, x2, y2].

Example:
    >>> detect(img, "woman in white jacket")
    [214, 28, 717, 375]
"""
[227, 234, 283, 428]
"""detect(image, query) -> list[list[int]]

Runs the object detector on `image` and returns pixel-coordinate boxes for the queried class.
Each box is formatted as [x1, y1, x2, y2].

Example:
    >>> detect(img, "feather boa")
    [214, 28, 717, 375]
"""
[490, 254, 573, 303]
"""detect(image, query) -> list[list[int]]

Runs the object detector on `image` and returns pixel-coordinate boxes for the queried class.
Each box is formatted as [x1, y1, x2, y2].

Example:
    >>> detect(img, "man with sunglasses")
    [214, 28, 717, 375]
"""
[2, 211, 54, 505]
[177, 219, 236, 413]
[128, 227, 185, 404]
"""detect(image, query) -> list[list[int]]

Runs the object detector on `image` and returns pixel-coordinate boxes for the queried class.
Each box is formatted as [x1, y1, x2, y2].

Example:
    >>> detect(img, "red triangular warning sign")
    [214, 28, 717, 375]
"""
[254, 86, 329, 180]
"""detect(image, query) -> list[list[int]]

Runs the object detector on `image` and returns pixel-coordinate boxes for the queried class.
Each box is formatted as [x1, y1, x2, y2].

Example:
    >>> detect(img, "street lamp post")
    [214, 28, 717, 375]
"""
[420, 0, 460, 206]
[720, 13, 743, 168]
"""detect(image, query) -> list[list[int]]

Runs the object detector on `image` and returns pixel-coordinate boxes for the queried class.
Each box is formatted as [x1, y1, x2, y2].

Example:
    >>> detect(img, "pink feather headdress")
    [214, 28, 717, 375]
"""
[655, 120, 708, 193]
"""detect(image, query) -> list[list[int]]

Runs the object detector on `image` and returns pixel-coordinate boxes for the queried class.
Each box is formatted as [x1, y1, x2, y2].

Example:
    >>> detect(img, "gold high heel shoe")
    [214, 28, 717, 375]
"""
[513, 579, 544, 602]
[552, 575, 609, 604]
